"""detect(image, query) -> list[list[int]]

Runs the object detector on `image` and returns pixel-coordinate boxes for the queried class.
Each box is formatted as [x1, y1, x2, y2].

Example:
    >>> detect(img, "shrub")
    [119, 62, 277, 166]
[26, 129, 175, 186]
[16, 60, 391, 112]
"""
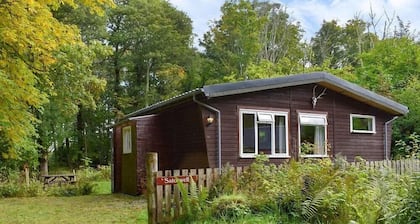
[209, 163, 237, 199]
[0, 182, 20, 197]
[210, 194, 251, 221]
[393, 132, 420, 159]
[239, 154, 283, 211]
[48, 180, 96, 196]
[392, 174, 420, 223]
[0, 180, 45, 198]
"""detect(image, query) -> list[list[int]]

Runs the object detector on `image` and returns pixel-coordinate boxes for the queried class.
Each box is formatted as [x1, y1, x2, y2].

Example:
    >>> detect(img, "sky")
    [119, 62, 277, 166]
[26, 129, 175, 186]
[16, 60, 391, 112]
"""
[168, 0, 420, 47]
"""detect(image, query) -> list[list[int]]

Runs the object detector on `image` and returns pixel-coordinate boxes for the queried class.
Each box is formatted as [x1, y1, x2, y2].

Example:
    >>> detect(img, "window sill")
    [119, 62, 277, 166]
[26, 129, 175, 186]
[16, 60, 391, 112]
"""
[351, 130, 376, 134]
[300, 155, 329, 158]
[240, 155, 291, 159]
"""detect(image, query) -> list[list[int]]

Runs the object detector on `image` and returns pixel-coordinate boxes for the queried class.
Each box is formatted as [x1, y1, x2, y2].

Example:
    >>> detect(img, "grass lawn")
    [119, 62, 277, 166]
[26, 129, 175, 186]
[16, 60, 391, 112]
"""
[0, 194, 147, 224]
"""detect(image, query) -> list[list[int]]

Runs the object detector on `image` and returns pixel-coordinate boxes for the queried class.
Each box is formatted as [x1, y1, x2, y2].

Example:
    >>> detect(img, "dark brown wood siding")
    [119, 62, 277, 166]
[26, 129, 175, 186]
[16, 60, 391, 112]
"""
[115, 103, 210, 195]
[158, 102, 209, 169]
[203, 83, 393, 167]
[134, 115, 163, 194]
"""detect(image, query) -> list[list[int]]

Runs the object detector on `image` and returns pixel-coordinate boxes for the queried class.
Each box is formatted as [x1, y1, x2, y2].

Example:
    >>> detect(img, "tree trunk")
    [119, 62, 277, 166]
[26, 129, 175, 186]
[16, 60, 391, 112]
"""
[39, 149, 48, 176]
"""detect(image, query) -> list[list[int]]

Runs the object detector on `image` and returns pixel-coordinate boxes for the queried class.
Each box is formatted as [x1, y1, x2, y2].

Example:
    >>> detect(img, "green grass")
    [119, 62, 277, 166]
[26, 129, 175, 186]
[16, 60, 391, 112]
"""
[0, 194, 147, 224]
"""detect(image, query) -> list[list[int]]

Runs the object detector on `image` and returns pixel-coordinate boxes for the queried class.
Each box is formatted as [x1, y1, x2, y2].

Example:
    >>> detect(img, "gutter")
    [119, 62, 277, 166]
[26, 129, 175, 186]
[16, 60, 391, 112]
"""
[193, 94, 222, 171]
[384, 116, 399, 160]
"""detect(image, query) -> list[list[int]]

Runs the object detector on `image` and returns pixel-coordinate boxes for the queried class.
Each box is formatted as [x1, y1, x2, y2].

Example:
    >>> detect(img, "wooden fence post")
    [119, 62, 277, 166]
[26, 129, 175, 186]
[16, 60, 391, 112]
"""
[146, 152, 158, 224]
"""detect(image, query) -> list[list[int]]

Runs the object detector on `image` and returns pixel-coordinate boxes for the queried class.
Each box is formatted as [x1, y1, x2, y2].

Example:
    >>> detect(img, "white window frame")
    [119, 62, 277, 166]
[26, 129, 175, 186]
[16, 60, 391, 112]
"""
[122, 126, 132, 154]
[298, 112, 328, 158]
[350, 114, 376, 134]
[239, 109, 289, 158]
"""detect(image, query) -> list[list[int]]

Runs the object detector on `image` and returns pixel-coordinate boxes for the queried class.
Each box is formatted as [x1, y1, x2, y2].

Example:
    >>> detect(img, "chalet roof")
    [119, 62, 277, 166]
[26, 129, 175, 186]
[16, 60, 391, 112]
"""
[126, 72, 408, 118]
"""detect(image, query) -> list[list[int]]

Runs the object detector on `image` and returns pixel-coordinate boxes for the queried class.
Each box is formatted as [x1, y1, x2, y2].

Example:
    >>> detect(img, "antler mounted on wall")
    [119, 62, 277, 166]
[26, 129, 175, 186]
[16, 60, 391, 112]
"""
[312, 85, 327, 109]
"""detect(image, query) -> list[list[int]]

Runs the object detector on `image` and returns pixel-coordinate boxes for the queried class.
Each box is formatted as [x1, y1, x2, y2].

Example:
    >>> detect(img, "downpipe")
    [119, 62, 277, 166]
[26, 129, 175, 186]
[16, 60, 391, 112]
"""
[384, 116, 399, 160]
[193, 95, 222, 171]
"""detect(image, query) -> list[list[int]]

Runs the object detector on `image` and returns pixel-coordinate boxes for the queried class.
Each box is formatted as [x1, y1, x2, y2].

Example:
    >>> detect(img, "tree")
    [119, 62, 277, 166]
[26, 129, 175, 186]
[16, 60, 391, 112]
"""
[311, 20, 345, 68]
[201, 0, 263, 81]
[37, 42, 109, 173]
[51, 1, 115, 168]
[0, 0, 113, 170]
[107, 0, 194, 114]
[254, 2, 303, 65]
[356, 37, 420, 95]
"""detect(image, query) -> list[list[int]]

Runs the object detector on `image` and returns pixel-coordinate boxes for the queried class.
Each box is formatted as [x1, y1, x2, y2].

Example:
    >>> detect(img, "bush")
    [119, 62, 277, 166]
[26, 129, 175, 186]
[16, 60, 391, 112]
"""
[393, 132, 420, 159]
[48, 181, 96, 197]
[239, 155, 284, 211]
[210, 194, 251, 221]
[392, 174, 420, 223]
[0, 182, 20, 197]
[0, 180, 45, 198]
[77, 166, 111, 182]
[209, 163, 237, 199]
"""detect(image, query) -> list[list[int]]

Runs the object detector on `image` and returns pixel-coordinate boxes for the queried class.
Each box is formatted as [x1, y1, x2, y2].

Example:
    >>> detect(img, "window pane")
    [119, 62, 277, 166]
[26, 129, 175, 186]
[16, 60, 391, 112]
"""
[242, 113, 255, 153]
[258, 123, 271, 155]
[275, 116, 286, 154]
[123, 126, 132, 154]
[352, 117, 373, 131]
[300, 125, 325, 155]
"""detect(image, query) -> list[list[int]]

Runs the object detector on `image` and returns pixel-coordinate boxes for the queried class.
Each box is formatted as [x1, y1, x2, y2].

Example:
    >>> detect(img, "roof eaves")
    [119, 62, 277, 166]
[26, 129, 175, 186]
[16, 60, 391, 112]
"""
[202, 72, 408, 115]
[322, 75, 409, 115]
[124, 88, 203, 118]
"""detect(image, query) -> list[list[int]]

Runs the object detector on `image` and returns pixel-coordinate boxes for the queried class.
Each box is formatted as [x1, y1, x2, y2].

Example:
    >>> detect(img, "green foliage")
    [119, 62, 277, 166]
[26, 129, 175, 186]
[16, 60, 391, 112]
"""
[176, 176, 209, 222]
[393, 132, 420, 159]
[77, 166, 111, 182]
[48, 181, 96, 197]
[0, 0, 113, 170]
[201, 0, 264, 80]
[239, 154, 284, 211]
[0, 166, 109, 198]
[209, 163, 237, 199]
[393, 78, 420, 157]
[107, 0, 194, 112]
[393, 174, 420, 223]
[0, 180, 44, 198]
[174, 157, 417, 223]
[210, 194, 251, 221]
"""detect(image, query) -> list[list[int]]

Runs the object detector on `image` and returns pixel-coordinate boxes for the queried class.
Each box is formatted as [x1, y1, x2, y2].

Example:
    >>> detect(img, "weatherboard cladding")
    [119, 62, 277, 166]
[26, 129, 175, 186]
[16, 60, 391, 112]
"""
[125, 72, 408, 119]
[204, 83, 394, 166]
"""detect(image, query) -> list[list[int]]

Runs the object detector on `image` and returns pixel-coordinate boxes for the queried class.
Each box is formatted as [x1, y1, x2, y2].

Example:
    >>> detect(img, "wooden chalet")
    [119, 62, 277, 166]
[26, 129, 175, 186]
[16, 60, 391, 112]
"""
[111, 72, 408, 195]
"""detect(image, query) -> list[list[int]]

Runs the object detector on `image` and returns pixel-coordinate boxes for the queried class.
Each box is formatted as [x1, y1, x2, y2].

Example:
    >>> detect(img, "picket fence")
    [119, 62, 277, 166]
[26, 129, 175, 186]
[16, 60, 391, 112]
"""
[145, 153, 420, 224]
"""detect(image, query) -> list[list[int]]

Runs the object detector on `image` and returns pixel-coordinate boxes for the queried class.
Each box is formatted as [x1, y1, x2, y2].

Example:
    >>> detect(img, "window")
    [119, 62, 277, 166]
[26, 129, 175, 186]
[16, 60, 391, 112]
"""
[122, 126, 132, 154]
[350, 114, 375, 133]
[240, 109, 288, 158]
[299, 113, 327, 157]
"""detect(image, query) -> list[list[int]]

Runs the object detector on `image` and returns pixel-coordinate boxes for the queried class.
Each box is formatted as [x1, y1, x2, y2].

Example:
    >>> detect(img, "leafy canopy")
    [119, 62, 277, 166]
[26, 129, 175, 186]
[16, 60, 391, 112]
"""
[0, 0, 113, 160]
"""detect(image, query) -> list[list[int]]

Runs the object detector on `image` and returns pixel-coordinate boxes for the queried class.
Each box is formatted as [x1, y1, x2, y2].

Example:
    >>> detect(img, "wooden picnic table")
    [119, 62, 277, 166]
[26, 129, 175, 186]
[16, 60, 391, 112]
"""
[41, 172, 77, 186]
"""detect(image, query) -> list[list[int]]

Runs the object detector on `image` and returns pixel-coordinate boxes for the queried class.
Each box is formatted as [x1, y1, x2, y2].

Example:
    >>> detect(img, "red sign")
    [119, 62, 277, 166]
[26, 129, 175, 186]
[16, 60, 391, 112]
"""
[156, 175, 198, 186]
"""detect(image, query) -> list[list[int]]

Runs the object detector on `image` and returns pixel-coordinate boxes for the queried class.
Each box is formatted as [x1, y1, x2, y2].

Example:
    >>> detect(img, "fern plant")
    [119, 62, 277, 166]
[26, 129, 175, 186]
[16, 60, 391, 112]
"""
[176, 175, 209, 222]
